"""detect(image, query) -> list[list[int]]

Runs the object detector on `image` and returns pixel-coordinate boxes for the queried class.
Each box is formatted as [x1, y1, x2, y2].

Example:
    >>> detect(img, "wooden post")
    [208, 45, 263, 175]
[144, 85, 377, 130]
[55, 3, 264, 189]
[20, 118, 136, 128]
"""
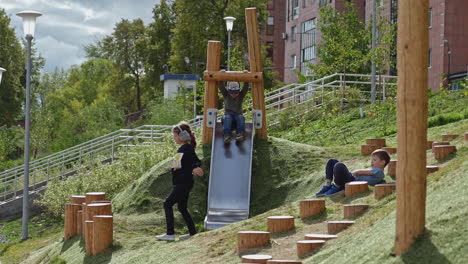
[237, 231, 270, 250]
[84, 203, 112, 243]
[426, 165, 439, 174]
[361, 144, 377, 155]
[267, 216, 295, 233]
[431, 141, 450, 152]
[327, 220, 354, 234]
[366, 138, 386, 149]
[71, 195, 85, 204]
[241, 254, 272, 263]
[387, 160, 397, 177]
[202, 41, 221, 144]
[85, 192, 106, 204]
[64, 203, 81, 240]
[426, 140, 434, 150]
[343, 204, 369, 219]
[433, 145, 456, 160]
[382, 147, 397, 154]
[85, 220, 94, 255]
[304, 234, 337, 241]
[395, 0, 429, 255]
[374, 183, 396, 199]
[246, 8, 267, 139]
[464, 132, 468, 141]
[92, 215, 113, 256]
[296, 240, 325, 257]
[299, 199, 325, 219]
[344, 181, 368, 197]
[77, 210, 83, 235]
[203, 71, 263, 82]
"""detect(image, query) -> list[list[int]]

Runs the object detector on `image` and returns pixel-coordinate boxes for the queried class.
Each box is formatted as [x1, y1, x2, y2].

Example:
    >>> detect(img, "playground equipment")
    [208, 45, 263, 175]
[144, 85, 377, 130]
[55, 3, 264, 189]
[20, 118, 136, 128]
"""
[203, 8, 267, 229]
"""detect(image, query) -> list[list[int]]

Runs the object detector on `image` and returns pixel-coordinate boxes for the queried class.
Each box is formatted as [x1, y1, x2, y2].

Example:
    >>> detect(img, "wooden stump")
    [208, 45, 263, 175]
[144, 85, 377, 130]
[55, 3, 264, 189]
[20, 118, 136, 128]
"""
[344, 181, 368, 197]
[382, 147, 397, 154]
[387, 160, 397, 177]
[92, 215, 113, 256]
[237, 231, 270, 250]
[85, 220, 94, 255]
[296, 240, 325, 257]
[465, 132, 468, 141]
[267, 216, 295, 233]
[426, 165, 439, 174]
[361, 144, 377, 155]
[441, 134, 459, 141]
[366, 138, 386, 149]
[241, 254, 272, 263]
[343, 204, 369, 219]
[304, 234, 337, 241]
[431, 141, 450, 152]
[71, 195, 85, 205]
[433, 145, 457, 160]
[299, 199, 325, 219]
[85, 192, 106, 204]
[426, 140, 434, 150]
[77, 210, 83, 234]
[91, 200, 111, 204]
[84, 203, 112, 242]
[374, 183, 396, 199]
[64, 203, 81, 240]
[267, 260, 302, 264]
[327, 221, 354, 234]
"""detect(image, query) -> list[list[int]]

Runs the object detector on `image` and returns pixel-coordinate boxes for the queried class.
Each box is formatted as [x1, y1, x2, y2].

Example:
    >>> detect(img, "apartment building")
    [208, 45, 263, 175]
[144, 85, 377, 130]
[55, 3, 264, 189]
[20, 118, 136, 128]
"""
[276, 0, 467, 90]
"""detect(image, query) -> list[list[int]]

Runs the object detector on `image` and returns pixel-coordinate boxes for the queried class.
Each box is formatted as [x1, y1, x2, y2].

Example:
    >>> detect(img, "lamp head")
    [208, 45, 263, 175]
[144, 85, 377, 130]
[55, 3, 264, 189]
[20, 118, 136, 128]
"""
[16, 10, 42, 38]
[0, 67, 5, 85]
[224, 16, 236, 32]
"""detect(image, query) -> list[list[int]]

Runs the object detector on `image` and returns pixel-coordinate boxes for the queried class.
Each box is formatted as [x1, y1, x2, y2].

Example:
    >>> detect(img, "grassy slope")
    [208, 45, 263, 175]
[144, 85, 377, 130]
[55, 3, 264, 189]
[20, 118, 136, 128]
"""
[11, 119, 466, 264]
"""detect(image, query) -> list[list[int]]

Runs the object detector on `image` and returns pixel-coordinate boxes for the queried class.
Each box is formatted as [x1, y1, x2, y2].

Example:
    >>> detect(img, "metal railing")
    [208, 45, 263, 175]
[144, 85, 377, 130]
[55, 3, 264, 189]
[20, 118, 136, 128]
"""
[0, 73, 396, 204]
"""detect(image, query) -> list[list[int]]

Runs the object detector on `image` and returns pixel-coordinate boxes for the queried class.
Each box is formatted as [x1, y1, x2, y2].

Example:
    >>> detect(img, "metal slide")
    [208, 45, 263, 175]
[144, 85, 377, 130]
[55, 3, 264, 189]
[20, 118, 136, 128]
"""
[204, 122, 255, 230]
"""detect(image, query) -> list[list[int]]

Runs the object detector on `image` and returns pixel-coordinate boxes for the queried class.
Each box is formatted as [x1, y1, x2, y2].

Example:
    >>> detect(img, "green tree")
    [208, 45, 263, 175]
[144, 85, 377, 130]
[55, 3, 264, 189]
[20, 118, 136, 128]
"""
[0, 9, 25, 126]
[309, 2, 370, 78]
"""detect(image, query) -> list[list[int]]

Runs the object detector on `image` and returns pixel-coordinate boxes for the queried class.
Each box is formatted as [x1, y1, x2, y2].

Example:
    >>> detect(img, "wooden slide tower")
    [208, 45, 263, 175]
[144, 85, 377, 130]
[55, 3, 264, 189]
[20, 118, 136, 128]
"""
[202, 8, 267, 144]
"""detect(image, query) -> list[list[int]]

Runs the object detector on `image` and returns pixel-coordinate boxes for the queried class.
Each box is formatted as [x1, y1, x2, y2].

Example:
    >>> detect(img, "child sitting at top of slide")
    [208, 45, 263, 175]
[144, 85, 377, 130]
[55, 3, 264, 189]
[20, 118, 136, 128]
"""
[315, 149, 391, 196]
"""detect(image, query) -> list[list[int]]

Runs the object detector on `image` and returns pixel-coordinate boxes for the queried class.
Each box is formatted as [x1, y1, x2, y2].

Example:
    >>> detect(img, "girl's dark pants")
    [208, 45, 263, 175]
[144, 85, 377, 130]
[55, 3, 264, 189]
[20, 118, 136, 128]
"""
[325, 159, 356, 187]
[164, 183, 197, 236]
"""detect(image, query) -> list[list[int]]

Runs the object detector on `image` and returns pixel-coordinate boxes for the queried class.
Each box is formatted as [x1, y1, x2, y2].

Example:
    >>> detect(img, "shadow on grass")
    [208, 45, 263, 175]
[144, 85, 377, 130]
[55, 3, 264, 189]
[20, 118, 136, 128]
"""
[60, 236, 81, 253]
[270, 228, 297, 239]
[401, 229, 450, 264]
[301, 211, 328, 225]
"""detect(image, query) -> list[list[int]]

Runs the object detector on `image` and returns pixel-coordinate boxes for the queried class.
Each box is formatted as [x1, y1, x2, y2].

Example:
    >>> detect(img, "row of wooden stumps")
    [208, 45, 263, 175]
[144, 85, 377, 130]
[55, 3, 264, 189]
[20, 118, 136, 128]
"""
[237, 197, 369, 263]
[64, 192, 113, 256]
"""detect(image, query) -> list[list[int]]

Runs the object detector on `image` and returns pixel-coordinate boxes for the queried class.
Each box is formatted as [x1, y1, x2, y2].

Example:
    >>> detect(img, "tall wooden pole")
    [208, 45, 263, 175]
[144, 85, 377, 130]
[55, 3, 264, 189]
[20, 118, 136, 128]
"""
[395, 0, 429, 255]
[202, 41, 221, 144]
[245, 8, 267, 139]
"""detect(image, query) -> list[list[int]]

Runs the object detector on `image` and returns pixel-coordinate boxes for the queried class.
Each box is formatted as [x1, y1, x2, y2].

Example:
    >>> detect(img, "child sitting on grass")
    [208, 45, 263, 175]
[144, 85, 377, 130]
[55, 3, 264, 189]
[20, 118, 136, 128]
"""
[315, 149, 391, 196]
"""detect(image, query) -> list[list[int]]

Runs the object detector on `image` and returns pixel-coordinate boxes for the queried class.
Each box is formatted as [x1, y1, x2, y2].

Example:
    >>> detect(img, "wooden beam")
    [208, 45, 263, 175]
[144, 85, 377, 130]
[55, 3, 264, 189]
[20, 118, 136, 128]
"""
[395, 0, 429, 255]
[246, 8, 267, 139]
[203, 71, 263, 82]
[202, 41, 221, 144]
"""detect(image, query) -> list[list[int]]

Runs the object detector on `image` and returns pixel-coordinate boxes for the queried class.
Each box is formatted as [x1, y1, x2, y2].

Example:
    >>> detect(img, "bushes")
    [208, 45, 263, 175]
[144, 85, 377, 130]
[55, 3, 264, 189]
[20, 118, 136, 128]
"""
[428, 112, 467, 128]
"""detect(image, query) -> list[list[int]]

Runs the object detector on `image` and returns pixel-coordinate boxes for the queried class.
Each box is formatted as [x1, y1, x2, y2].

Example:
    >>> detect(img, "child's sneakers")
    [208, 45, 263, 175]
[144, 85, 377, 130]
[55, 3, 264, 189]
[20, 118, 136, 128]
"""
[315, 184, 332, 197]
[155, 233, 176, 241]
[224, 136, 232, 144]
[324, 184, 344, 196]
[236, 133, 245, 142]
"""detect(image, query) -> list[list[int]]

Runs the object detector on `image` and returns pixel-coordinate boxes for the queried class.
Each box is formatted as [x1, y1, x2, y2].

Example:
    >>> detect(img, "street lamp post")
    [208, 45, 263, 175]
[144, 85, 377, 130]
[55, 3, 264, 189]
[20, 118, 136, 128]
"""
[224, 16, 236, 71]
[0, 67, 6, 85]
[16, 10, 42, 241]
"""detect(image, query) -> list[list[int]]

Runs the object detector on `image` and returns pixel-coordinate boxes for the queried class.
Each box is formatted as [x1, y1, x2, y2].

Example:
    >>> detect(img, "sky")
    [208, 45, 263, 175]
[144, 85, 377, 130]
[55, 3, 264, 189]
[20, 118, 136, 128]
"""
[0, 0, 159, 72]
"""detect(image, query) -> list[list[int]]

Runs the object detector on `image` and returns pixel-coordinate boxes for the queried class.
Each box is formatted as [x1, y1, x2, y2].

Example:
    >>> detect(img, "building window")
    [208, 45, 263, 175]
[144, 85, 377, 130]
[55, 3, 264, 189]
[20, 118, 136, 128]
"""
[291, 55, 297, 69]
[428, 48, 431, 68]
[301, 18, 316, 72]
[379, 0, 384, 7]
[267, 16, 274, 25]
[293, 0, 299, 19]
[303, 0, 307, 8]
[319, 0, 328, 8]
[428, 8, 432, 28]
[291, 25, 297, 42]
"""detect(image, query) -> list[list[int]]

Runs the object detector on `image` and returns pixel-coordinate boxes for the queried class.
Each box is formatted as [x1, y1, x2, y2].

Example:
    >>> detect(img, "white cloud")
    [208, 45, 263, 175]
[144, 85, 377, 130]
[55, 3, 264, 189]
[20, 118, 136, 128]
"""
[0, 0, 159, 71]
